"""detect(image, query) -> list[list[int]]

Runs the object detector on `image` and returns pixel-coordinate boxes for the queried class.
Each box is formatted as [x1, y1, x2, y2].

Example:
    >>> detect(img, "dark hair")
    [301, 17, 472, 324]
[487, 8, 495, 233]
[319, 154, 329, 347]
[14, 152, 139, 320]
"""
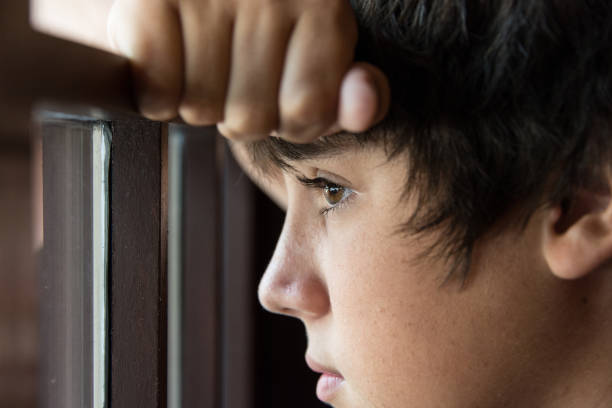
[250, 0, 612, 279]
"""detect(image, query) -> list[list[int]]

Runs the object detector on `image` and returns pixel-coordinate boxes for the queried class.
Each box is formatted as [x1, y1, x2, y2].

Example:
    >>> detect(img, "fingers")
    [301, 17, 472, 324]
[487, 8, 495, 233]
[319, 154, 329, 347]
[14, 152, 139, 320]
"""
[221, 4, 295, 139]
[278, 5, 357, 142]
[109, 0, 391, 143]
[177, 0, 232, 125]
[108, 0, 183, 120]
[338, 62, 391, 133]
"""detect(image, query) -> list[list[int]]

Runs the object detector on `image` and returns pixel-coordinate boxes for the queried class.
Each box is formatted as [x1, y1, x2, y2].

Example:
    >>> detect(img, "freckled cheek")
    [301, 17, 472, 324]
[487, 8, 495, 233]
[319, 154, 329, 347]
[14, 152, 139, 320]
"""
[321, 223, 470, 405]
[321, 228, 425, 389]
[330, 276, 426, 405]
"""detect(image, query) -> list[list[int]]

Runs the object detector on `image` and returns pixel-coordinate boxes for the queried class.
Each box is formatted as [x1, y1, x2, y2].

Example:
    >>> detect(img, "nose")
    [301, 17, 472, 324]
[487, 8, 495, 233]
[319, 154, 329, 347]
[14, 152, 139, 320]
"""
[258, 215, 330, 320]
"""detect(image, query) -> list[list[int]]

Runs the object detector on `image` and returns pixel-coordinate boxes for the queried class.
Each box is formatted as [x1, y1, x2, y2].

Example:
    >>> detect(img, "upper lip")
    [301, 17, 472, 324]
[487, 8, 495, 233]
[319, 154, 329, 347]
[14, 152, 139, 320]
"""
[305, 355, 344, 378]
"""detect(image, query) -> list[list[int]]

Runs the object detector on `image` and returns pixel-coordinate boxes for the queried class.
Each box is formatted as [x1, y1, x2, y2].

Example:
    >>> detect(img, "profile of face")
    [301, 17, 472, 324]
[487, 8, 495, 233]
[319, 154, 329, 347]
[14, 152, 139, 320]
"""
[233, 140, 612, 408]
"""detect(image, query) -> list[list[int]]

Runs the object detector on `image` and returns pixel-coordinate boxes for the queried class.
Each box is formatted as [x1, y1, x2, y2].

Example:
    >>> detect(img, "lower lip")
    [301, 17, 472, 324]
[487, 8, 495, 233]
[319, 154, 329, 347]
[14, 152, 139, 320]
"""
[316, 373, 345, 403]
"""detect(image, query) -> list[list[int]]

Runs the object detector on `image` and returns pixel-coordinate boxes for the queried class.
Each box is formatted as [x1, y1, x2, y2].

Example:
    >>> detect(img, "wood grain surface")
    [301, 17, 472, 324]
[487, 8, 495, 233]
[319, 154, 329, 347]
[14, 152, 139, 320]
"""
[110, 119, 166, 408]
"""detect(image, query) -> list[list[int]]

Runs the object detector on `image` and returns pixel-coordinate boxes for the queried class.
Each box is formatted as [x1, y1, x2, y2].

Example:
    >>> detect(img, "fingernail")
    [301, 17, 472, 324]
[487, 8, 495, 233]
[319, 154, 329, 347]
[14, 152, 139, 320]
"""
[339, 69, 378, 133]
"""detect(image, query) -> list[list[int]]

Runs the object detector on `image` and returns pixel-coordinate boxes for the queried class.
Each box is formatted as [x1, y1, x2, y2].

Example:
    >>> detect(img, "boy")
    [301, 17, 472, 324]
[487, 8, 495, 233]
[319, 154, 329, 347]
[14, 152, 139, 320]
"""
[109, 0, 612, 406]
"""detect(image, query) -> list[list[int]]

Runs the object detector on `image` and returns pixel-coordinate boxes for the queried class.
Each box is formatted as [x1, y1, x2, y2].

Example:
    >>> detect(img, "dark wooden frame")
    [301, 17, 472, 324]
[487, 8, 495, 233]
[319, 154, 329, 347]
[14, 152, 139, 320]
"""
[109, 119, 167, 408]
[1, 3, 261, 408]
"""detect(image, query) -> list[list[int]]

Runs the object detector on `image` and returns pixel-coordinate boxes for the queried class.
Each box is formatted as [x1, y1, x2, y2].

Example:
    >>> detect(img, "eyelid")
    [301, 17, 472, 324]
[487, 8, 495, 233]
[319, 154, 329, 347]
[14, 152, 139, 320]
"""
[296, 170, 355, 190]
[315, 170, 354, 189]
[297, 176, 335, 189]
[296, 176, 357, 196]
[295, 174, 358, 217]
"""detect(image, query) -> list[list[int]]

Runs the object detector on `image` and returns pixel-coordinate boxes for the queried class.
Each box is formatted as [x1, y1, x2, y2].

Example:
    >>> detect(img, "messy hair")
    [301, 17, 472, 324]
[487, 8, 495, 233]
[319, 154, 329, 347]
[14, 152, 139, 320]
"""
[250, 0, 612, 278]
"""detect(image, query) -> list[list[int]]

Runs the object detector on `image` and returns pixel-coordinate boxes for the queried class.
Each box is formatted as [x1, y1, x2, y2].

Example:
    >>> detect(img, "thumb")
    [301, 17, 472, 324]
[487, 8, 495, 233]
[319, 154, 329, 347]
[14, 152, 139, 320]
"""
[337, 62, 390, 133]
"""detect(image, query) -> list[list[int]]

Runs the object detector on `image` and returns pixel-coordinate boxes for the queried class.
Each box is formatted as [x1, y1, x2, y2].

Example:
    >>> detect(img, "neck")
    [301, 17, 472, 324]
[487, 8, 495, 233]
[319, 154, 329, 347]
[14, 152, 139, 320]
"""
[538, 270, 612, 408]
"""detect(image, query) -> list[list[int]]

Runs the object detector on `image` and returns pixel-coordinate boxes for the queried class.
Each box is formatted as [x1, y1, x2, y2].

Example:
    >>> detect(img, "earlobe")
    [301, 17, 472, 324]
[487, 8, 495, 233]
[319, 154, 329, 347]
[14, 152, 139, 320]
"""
[543, 195, 612, 280]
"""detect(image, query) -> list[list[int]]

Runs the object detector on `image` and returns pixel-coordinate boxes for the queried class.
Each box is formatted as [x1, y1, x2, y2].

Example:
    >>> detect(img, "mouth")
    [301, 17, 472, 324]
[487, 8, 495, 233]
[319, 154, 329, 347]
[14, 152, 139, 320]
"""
[305, 355, 345, 403]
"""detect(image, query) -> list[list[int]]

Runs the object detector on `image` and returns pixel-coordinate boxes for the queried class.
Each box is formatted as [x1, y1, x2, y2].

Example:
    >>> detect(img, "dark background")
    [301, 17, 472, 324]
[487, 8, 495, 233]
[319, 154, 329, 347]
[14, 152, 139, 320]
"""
[254, 189, 326, 408]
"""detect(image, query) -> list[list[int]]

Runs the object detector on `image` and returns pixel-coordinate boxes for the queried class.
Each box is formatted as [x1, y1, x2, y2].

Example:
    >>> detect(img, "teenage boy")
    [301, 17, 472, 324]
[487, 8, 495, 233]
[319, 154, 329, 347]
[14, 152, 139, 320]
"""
[109, 1, 612, 406]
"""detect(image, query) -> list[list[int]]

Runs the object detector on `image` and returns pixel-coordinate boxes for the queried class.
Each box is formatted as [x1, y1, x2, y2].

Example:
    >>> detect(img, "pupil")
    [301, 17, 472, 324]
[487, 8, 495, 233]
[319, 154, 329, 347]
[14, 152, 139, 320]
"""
[324, 185, 344, 205]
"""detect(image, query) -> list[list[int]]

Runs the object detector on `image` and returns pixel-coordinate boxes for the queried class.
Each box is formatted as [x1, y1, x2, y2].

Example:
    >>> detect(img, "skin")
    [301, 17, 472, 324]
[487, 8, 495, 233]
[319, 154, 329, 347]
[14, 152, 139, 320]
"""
[232, 141, 612, 407]
[31, 0, 115, 51]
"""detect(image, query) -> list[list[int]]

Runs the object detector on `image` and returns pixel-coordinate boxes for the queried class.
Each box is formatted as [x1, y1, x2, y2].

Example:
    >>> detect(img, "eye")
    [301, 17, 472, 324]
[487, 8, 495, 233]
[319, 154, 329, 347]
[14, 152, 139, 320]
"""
[296, 176, 356, 215]
[320, 182, 355, 216]
[323, 184, 347, 206]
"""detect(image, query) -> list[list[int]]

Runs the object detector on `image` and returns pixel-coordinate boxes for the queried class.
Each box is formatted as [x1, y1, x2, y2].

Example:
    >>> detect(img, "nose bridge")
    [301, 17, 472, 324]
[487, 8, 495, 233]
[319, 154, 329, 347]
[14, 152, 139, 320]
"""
[258, 212, 330, 320]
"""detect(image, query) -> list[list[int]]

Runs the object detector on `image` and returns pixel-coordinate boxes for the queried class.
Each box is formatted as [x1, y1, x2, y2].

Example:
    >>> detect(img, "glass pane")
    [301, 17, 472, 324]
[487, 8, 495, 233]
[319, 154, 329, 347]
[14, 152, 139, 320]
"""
[38, 115, 109, 408]
[91, 122, 109, 408]
[167, 128, 183, 408]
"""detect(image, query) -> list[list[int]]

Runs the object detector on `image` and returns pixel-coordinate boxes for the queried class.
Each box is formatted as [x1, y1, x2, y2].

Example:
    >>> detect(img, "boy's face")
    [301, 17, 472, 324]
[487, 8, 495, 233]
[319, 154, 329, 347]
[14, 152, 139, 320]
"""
[236, 142, 591, 407]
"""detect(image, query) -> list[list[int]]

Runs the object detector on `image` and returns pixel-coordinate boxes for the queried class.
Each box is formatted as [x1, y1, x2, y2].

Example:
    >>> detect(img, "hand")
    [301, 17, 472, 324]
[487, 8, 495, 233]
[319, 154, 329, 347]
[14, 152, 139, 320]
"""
[107, 0, 390, 143]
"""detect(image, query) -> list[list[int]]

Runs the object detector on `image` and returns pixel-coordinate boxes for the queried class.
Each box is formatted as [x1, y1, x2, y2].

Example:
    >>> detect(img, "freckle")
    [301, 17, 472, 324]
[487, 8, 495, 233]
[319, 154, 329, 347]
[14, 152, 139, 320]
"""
[581, 297, 588, 305]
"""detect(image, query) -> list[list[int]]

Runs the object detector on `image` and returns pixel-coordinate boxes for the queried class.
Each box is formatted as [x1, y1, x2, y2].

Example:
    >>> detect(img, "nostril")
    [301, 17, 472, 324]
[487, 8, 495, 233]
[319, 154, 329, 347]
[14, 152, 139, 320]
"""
[279, 306, 300, 317]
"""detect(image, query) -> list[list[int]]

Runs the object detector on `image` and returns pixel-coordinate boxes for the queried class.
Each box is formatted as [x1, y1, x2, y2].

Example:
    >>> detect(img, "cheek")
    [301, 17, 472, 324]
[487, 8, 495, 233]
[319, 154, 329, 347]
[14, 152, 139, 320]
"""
[318, 216, 549, 407]
[320, 219, 458, 404]
[318, 219, 576, 407]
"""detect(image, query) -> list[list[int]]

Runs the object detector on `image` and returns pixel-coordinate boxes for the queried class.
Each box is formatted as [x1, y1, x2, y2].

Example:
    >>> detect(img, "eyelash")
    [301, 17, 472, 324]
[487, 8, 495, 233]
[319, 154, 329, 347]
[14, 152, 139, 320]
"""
[297, 176, 355, 216]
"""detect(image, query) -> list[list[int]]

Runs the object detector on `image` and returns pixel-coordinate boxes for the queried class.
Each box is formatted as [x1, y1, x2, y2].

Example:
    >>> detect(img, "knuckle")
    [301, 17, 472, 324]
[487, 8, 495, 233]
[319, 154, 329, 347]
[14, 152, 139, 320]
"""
[179, 96, 225, 126]
[136, 83, 180, 121]
[216, 123, 241, 141]
[133, 70, 181, 121]
[281, 89, 337, 129]
[139, 102, 178, 122]
[224, 104, 278, 136]
[217, 123, 265, 142]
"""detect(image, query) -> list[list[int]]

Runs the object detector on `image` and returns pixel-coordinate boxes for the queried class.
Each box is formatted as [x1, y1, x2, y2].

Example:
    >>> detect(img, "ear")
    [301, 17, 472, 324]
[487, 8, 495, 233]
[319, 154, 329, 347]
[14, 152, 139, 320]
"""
[543, 188, 612, 280]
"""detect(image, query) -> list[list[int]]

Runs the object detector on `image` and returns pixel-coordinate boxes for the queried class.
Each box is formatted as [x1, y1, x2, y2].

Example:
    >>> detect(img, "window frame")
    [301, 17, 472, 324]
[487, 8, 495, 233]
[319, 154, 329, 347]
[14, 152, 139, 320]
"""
[1, 3, 257, 407]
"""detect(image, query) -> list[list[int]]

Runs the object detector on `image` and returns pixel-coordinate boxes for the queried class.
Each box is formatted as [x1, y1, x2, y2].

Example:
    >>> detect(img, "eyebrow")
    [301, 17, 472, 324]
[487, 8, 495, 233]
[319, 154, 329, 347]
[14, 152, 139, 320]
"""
[246, 132, 380, 175]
